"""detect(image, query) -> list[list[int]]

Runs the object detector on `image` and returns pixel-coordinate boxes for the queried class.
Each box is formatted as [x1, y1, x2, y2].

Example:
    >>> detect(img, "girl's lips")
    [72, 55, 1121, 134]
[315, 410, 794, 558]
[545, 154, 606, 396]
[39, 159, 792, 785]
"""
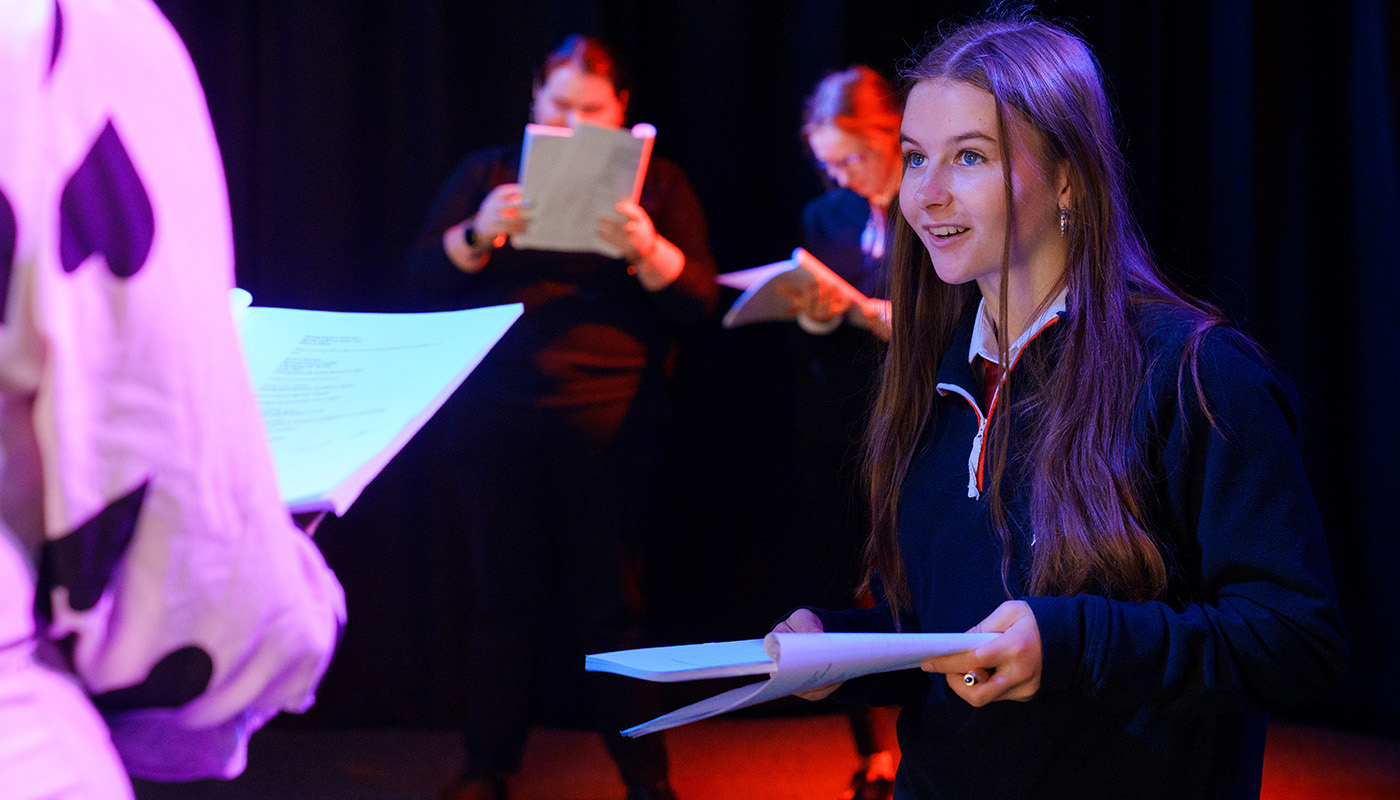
[924, 224, 970, 246]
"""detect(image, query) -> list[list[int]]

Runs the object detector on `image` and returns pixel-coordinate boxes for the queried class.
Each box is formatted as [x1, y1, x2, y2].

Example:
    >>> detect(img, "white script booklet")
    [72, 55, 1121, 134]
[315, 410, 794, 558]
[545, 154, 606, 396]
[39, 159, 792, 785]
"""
[233, 291, 522, 515]
[719, 247, 869, 328]
[513, 121, 656, 258]
[587, 631, 996, 737]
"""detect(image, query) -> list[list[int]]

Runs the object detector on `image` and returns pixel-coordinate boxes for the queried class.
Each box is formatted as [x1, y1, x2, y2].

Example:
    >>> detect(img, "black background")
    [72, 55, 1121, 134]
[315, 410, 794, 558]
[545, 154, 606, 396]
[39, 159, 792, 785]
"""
[152, 0, 1400, 737]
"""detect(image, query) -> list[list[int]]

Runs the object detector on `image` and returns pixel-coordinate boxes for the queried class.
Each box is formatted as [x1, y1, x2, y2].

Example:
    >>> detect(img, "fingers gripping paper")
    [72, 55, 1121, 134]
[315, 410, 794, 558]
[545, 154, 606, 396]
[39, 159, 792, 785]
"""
[718, 247, 868, 328]
[587, 632, 995, 736]
[513, 122, 655, 257]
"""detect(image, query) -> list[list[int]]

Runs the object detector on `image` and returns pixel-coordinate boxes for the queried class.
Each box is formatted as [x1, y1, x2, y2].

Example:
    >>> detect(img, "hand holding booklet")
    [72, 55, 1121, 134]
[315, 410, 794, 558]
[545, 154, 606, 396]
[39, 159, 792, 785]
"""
[513, 121, 656, 257]
[586, 631, 995, 737]
[718, 247, 870, 328]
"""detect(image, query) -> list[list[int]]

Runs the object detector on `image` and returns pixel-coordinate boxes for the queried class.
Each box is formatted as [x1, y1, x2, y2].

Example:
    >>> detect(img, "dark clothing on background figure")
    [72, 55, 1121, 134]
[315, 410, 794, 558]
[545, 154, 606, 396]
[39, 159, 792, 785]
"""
[408, 143, 717, 412]
[796, 186, 894, 769]
[801, 186, 890, 299]
[406, 143, 717, 782]
[814, 301, 1346, 800]
[779, 185, 890, 611]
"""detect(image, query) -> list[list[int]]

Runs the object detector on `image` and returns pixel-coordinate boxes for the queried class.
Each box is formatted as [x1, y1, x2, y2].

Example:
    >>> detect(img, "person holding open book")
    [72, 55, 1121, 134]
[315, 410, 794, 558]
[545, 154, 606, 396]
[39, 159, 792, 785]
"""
[790, 64, 900, 341]
[775, 13, 1344, 799]
[407, 33, 716, 800]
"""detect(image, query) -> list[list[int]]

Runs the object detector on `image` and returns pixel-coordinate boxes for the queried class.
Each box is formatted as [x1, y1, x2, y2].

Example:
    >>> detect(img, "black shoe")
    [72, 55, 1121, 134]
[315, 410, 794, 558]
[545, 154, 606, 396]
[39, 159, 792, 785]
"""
[625, 780, 679, 800]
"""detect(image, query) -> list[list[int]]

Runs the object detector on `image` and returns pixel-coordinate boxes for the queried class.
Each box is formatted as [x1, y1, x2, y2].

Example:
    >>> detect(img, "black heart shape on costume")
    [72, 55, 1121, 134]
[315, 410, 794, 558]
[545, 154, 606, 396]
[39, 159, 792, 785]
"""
[49, 0, 63, 77]
[90, 645, 214, 711]
[0, 187, 13, 323]
[39, 481, 148, 613]
[59, 120, 154, 278]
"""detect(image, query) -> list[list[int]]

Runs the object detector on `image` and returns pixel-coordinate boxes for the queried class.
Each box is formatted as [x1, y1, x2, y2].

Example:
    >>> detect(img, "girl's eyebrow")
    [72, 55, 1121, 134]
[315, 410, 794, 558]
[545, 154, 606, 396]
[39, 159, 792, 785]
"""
[899, 130, 999, 147]
[951, 130, 997, 145]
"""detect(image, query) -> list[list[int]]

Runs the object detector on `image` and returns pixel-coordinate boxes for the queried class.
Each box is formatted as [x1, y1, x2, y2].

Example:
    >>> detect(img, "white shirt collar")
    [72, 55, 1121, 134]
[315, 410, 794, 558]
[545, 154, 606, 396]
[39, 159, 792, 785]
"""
[967, 290, 1068, 367]
[861, 202, 887, 261]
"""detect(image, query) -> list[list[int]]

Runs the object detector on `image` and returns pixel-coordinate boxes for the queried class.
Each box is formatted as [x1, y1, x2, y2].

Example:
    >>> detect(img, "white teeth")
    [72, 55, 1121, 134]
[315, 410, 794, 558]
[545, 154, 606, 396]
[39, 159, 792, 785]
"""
[931, 226, 968, 237]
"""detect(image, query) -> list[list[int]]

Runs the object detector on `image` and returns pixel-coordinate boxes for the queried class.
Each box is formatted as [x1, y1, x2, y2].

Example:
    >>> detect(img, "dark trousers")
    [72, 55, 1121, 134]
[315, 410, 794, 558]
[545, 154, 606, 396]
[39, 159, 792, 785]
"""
[450, 391, 670, 785]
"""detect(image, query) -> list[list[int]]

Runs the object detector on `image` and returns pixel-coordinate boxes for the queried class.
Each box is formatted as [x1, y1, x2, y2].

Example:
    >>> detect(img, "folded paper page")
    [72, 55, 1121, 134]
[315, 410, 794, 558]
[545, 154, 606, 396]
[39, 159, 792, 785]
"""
[587, 631, 996, 737]
[586, 639, 775, 682]
[715, 258, 797, 291]
[720, 247, 868, 328]
[237, 301, 522, 515]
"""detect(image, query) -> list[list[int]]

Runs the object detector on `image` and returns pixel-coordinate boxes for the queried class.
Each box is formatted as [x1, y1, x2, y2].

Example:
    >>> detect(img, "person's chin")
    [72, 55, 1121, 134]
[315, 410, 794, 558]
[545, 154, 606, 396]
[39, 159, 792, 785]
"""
[929, 259, 983, 288]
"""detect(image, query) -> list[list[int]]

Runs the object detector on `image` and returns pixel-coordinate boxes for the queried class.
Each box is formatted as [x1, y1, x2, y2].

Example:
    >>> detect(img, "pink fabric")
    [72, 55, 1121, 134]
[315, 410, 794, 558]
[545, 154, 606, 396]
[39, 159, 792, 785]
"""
[0, 626, 134, 800]
[0, 0, 345, 785]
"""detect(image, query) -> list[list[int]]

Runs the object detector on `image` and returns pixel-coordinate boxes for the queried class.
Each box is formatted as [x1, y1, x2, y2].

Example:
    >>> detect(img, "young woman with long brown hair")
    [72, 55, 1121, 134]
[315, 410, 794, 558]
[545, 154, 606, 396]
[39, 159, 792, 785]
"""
[776, 14, 1345, 799]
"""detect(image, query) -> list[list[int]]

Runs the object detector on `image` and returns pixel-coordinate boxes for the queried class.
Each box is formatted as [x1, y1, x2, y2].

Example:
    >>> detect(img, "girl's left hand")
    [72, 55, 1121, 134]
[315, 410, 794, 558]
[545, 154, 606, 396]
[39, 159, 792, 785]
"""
[920, 600, 1043, 706]
[597, 200, 658, 264]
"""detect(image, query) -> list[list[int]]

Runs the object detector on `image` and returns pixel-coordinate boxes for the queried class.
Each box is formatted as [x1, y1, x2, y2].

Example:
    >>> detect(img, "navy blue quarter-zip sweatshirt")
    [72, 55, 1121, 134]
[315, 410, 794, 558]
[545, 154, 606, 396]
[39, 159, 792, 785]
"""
[815, 300, 1346, 800]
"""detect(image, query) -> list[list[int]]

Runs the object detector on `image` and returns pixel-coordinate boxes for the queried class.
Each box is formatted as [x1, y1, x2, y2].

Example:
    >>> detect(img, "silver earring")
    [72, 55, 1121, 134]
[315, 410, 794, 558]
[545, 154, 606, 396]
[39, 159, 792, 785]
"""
[1059, 206, 1070, 237]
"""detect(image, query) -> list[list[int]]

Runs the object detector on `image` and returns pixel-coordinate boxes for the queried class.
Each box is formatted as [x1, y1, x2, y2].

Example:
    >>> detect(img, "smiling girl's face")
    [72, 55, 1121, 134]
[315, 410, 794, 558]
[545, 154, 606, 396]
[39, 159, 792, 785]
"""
[898, 77, 1070, 303]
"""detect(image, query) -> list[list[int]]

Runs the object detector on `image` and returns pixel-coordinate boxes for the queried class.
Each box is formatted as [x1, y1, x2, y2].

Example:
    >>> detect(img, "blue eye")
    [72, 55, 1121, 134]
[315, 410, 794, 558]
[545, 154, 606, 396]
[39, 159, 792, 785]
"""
[903, 151, 926, 169]
[955, 150, 986, 167]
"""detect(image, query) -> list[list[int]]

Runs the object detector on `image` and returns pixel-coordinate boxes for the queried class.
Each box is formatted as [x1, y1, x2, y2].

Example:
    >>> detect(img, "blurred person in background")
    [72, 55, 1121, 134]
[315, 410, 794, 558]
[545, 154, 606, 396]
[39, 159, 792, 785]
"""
[407, 33, 717, 800]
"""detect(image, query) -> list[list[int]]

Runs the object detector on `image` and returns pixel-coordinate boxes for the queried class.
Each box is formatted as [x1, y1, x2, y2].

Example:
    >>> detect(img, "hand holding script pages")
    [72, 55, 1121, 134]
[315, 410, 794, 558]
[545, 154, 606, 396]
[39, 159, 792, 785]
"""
[232, 290, 522, 515]
[719, 247, 882, 330]
[587, 631, 996, 737]
[514, 121, 656, 257]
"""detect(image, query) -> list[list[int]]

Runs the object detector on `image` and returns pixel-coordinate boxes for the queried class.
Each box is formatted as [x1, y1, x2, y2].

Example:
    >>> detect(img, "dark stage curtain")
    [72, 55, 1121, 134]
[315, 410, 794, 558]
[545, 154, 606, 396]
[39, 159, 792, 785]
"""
[153, 0, 1400, 736]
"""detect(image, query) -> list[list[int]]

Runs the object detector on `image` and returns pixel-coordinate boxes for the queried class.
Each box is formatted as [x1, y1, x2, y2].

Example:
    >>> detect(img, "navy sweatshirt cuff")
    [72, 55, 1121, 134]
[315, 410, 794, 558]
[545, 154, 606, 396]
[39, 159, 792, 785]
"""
[1023, 595, 1083, 695]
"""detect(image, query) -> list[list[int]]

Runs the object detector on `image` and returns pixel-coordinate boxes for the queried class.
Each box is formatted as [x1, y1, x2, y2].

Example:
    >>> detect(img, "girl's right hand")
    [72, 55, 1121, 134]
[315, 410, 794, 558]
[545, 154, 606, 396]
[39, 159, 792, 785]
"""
[852, 298, 893, 341]
[770, 609, 843, 700]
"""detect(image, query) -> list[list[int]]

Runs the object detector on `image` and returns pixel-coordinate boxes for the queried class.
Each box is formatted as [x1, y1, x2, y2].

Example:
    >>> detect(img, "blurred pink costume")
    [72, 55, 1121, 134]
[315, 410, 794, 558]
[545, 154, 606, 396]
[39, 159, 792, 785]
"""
[0, 0, 346, 795]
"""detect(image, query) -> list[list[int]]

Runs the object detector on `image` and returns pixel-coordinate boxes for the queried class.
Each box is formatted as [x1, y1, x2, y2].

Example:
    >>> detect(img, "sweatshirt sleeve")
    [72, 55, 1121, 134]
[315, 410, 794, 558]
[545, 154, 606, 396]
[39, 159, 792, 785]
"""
[638, 157, 718, 324]
[404, 149, 510, 311]
[1027, 328, 1346, 714]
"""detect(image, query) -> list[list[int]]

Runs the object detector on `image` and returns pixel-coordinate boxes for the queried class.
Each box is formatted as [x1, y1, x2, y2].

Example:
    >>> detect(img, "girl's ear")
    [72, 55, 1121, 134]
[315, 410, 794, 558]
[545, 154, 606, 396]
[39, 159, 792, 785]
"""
[1054, 161, 1074, 211]
[617, 89, 630, 115]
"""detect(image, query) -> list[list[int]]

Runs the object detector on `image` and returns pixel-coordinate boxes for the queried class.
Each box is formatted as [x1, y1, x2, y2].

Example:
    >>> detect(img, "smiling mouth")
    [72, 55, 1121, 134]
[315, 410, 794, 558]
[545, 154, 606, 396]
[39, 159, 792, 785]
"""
[930, 226, 969, 238]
